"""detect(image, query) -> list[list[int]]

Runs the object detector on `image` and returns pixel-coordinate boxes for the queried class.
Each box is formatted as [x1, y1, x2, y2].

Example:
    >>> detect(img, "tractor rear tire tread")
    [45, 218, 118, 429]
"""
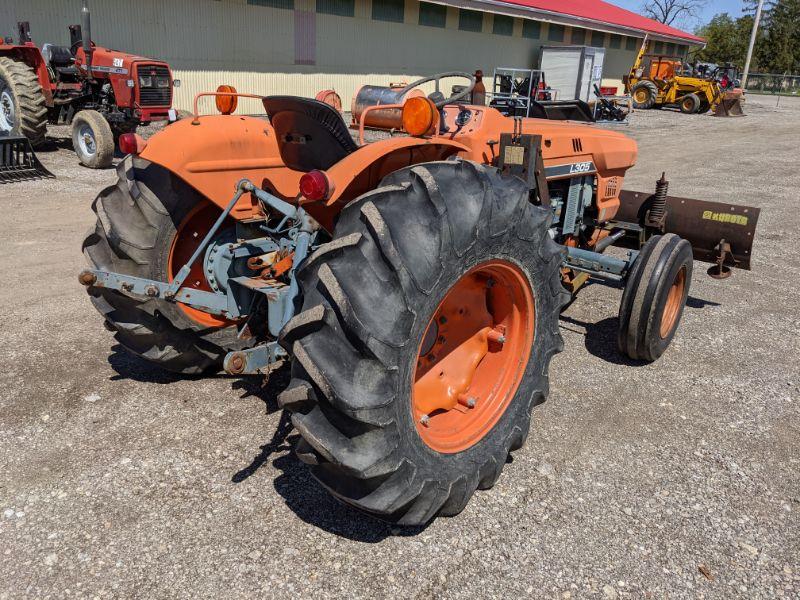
[278, 159, 569, 525]
[82, 154, 251, 374]
[0, 57, 48, 147]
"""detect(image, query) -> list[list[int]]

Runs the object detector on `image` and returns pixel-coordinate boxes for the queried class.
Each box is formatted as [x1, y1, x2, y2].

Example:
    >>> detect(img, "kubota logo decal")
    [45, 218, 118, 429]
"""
[702, 210, 748, 226]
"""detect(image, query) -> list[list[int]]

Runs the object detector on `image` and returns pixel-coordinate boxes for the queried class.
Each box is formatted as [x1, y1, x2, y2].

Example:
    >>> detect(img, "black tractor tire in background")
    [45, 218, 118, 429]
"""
[278, 159, 569, 526]
[697, 100, 711, 114]
[618, 233, 693, 362]
[631, 81, 658, 109]
[82, 155, 252, 374]
[680, 93, 701, 114]
[72, 109, 115, 169]
[0, 57, 48, 146]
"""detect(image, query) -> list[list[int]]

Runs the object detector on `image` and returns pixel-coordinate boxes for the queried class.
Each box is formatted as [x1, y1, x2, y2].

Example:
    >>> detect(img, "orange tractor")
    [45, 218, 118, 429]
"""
[79, 73, 758, 525]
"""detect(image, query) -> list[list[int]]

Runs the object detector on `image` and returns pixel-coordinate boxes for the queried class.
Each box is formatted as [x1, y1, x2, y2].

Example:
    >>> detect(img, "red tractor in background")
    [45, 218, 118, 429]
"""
[0, 1, 179, 169]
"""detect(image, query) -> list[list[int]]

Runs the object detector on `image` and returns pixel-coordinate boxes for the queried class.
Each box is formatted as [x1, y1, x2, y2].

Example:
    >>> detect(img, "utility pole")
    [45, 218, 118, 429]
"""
[742, 0, 765, 89]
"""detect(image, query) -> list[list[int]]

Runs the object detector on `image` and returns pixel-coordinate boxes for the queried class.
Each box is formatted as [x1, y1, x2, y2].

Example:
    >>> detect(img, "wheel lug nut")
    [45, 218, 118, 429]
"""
[419, 414, 430, 427]
[458, 394, 477, 408]
[488, 329, 506, 344]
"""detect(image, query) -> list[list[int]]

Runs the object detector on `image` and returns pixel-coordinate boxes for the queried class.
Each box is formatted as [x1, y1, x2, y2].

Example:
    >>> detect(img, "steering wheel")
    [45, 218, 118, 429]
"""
[399, 71, 476, 107]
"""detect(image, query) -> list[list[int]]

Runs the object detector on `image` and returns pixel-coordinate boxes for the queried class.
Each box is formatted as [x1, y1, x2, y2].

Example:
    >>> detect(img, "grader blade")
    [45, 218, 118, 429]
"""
[615, 189, 759, 272]
[0, 136, 54, 183]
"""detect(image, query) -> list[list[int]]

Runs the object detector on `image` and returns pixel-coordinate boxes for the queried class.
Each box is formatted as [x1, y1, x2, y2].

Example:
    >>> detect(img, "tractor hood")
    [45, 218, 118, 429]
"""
[74, 44, 170, 77]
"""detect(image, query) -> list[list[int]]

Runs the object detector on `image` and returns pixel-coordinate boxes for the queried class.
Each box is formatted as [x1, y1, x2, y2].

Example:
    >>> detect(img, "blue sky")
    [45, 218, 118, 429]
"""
[612, 0, 746, 31]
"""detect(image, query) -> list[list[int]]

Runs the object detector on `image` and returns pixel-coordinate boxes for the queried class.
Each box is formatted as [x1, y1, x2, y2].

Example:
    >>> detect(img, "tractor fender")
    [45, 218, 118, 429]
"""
[138, 114, 301, 219]
[324, 137, 468, 207]
[0, 44, 52, 105]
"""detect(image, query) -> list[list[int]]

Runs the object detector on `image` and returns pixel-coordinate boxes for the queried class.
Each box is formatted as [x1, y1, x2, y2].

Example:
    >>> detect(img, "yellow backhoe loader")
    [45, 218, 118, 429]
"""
[624, 40, 744, 117]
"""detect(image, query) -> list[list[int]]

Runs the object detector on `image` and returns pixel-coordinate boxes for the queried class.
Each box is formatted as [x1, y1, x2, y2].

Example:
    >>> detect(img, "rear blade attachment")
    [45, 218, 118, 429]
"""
[0, 136, 55, 184]
[615, 189, 759, 276]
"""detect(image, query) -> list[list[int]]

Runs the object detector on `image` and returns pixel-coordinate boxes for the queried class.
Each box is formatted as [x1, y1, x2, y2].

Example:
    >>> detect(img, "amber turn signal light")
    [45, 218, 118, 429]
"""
[216, 84, 238, 115]
[402, 96, 437, 137]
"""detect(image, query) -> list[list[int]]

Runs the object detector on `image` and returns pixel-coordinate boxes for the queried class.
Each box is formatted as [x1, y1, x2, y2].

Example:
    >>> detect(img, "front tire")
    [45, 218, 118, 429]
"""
[278, 160, 568, 525]
[680, 93, 701, 114]
[72, 109, 114, 168]
[82, 155, 252, 373]
[618, 234, 693, 362]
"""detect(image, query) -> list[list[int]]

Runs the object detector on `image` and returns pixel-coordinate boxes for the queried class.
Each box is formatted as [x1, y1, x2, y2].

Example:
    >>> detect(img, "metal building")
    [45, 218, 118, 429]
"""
[0, 0, 704, 111]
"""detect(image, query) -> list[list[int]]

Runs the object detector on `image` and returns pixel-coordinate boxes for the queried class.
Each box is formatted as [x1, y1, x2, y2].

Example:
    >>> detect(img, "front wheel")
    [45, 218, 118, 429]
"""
[680, 93, 701, 114]
[72, 109, 114, 168]
[618, 233, 693, 362]
[278, 160, 568, 525]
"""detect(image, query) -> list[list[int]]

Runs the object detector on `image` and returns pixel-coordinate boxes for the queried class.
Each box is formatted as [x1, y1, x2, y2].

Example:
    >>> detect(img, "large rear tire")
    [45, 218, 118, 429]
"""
[278, 160, 568, 525]
[0, 57, 48, 147]
[631, 81, 658, 110]
[82, 155, 252, 374]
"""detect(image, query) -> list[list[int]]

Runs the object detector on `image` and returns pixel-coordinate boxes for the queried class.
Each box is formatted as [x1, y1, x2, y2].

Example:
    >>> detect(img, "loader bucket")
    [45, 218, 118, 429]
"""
[0, 136, 55, 183]
[713, 92, 745, 117]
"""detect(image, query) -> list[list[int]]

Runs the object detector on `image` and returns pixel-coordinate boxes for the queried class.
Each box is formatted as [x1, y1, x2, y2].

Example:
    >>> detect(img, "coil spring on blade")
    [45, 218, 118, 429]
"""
[650, 172, 669, 223]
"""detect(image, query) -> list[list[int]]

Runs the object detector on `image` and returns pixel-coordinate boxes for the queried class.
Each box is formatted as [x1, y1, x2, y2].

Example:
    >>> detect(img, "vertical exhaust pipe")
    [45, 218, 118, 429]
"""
[81, 0, 92, 78]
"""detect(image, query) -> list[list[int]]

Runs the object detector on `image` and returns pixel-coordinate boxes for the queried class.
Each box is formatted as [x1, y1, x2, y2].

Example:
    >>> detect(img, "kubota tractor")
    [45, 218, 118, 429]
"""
[0, 2, 178, 169]
[79, 73, 758, 525]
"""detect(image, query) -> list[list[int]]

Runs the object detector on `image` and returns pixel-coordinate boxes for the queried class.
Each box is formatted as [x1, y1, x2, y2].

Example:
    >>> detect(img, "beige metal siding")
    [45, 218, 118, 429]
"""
[1, 0, 640, 110]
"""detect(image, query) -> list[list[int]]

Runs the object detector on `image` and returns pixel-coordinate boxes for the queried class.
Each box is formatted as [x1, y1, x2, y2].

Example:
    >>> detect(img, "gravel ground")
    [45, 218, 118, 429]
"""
[0, 95, 798, 599]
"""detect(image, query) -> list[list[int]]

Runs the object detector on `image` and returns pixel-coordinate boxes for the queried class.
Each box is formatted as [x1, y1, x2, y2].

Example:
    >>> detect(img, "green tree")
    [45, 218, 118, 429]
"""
[693, 13, 752, 65]
[756, 0, 800, 73]
[694, 1, 800, 74]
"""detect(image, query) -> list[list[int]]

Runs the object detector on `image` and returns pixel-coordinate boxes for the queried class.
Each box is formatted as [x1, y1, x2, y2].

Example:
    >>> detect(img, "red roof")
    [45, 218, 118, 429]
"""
[498, 0, 705, 43]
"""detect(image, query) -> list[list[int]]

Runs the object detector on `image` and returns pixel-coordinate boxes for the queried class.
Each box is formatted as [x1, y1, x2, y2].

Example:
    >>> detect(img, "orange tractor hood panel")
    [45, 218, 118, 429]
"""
[439, 106, 638, 175]
[531, 120, 637, 173]
[140, 115, 302, 217]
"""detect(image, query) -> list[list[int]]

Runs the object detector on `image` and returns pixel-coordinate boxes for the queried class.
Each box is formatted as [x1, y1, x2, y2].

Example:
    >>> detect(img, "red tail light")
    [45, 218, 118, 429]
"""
[119, 133, 147, 155]
[299, 170, 331, 201]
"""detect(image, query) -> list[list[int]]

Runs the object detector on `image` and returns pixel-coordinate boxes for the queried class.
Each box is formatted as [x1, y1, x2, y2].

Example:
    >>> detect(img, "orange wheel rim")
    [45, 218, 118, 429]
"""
[660, 266, 686, 338]
[412, 260, 535, 454]
[635, 89, 647, 102]
[168, 202, 237, 328]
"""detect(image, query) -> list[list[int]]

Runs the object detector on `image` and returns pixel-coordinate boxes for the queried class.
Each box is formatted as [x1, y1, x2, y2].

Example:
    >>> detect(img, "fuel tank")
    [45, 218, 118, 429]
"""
[351, 84, 424, 129]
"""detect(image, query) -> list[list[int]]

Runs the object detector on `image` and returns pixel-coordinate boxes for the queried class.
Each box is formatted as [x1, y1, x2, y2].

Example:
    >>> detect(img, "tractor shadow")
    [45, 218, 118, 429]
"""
[109, 347, 402, 539]
[224, 363, 419, 541]
[559, 294, 720, 366]
[271, 443, 422, 542]
[106, 343, 281, 402]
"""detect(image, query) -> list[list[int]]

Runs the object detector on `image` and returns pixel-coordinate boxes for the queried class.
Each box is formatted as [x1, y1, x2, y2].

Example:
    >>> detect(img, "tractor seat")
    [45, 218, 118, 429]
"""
[262, 95, 358, 172]
[41, 43, 79, 77]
